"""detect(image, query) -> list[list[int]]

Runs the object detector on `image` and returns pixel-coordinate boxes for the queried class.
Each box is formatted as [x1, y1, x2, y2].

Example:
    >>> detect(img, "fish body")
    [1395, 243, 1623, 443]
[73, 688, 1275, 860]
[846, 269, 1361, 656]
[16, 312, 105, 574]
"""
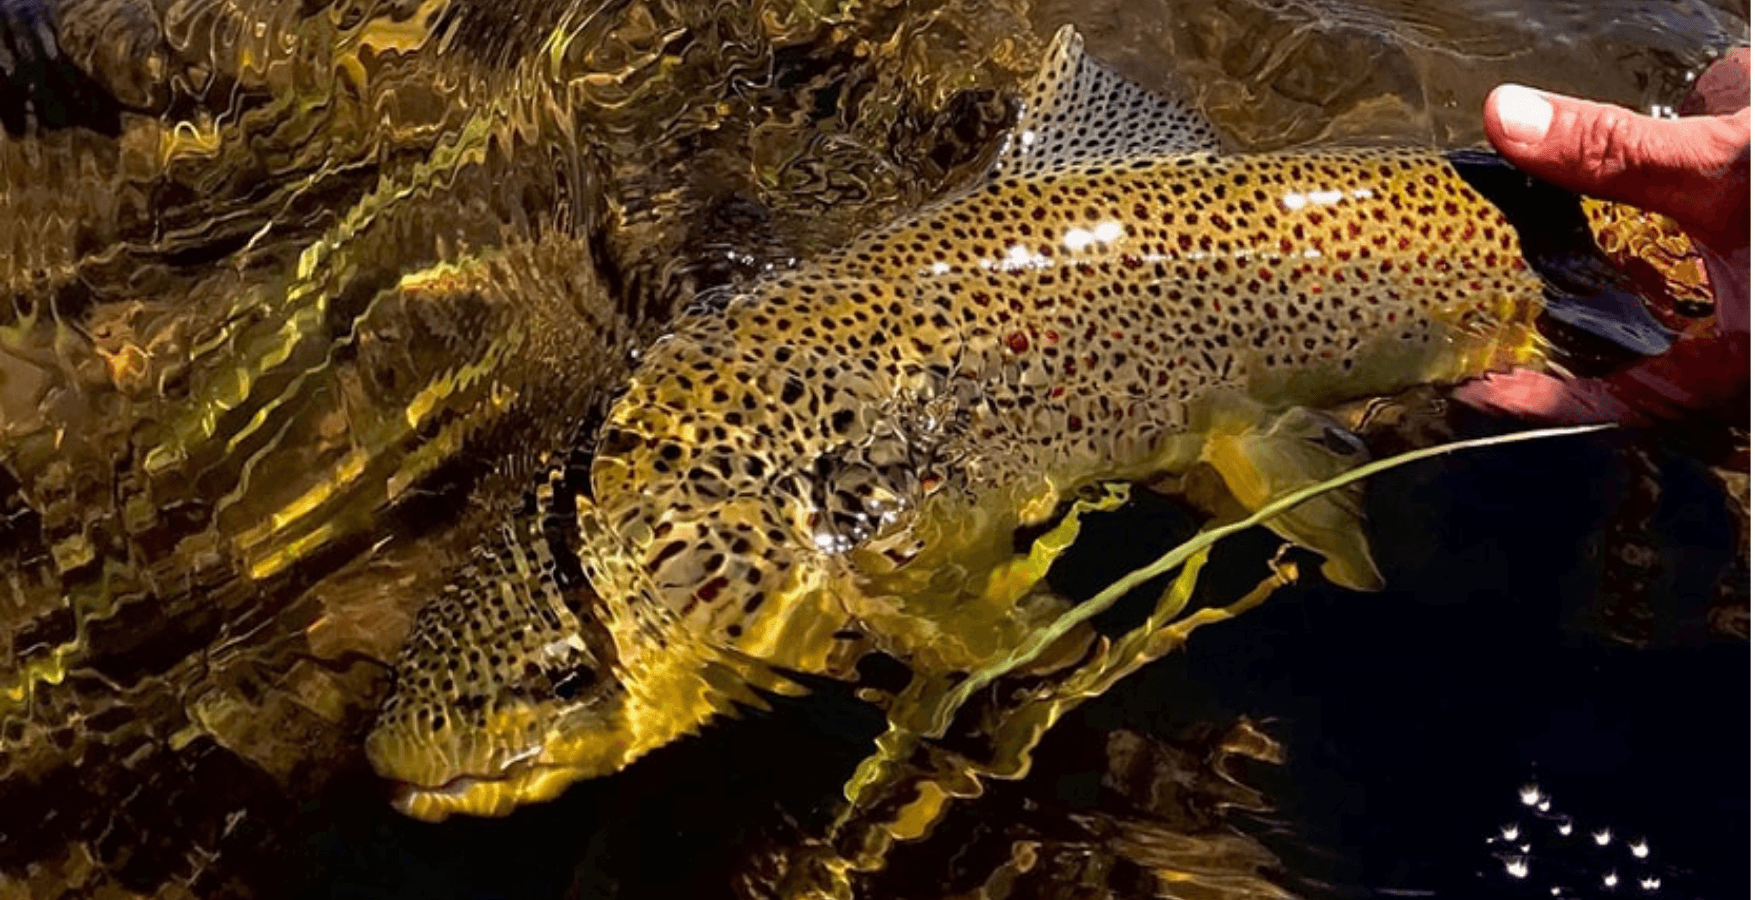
[367, 27, 1660, 821]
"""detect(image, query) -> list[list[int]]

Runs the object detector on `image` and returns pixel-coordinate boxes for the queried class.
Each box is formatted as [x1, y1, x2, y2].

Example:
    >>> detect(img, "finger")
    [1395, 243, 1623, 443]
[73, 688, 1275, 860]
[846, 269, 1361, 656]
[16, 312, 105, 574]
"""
[1484, 85, 1750, 243]
[1452, 368, 1643, 425]
[1683, 47, 1750, 117]
[1453, 330, 1751, 428]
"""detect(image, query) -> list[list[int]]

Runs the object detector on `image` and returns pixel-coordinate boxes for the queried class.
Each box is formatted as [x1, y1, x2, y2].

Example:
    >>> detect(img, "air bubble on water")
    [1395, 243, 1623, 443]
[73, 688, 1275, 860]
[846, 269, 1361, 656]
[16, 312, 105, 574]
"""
[1639, 877, 1660, 891]
[1594, 828, 1613, 846]
[1628, 838, 1649, 859]
[1603, 871, 1620, 888]
[1520, 784, 1542, 805]
[1501, 823, 1520, 841]
[1505, 857, 1529, 879]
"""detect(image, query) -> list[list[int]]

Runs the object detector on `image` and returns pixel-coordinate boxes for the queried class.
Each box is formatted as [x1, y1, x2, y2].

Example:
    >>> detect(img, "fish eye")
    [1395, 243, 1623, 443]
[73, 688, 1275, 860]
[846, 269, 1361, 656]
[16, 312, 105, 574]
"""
[552, 666, 597, 700]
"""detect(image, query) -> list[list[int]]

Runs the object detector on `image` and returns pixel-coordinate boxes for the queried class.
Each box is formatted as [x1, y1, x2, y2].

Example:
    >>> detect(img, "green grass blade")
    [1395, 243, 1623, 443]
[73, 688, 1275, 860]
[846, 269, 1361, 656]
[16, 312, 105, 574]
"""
[935, 421, 1613, 730]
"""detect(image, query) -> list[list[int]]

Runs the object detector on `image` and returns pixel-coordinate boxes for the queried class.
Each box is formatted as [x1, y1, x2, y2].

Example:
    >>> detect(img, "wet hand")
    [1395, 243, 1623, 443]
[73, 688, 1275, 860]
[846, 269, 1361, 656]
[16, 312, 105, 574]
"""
[1453, 49, 1751, 428]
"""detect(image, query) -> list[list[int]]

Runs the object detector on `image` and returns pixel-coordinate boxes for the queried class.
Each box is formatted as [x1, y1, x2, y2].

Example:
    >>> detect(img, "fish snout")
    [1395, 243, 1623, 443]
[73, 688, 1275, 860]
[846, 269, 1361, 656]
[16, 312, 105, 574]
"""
[365, 562, 633, 820]
[366, 674, 634, 821]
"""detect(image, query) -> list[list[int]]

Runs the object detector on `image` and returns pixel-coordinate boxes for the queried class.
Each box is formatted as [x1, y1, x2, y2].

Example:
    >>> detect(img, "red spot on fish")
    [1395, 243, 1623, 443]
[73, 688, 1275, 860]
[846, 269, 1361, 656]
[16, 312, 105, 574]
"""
[694, 576, 730, 605]
[1044, 329, 1060, 345]
[1006, 331, 1030, 353]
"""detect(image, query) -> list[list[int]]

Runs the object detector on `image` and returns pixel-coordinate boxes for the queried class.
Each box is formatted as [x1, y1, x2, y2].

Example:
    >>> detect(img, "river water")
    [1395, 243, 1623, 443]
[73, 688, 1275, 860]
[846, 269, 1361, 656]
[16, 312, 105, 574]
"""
[0, 0, 1747, 898]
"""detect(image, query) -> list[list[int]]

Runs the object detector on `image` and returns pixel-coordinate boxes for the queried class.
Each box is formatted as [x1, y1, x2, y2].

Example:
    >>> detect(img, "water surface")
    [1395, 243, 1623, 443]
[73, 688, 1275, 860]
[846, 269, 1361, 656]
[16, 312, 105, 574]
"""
[0, 0, 1746, 897]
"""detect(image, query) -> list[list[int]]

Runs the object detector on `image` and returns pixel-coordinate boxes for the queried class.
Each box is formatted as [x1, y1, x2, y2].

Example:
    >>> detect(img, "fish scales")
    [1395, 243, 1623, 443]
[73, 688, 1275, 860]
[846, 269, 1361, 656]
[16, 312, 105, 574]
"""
[367, 27, 1658, 822]
[571, 147, 1548, 694]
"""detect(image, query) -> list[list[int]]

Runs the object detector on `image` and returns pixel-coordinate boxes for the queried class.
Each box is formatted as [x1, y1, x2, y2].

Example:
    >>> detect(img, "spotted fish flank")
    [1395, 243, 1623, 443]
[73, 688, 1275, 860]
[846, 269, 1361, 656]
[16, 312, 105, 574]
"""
[368, 26, 1659, 821]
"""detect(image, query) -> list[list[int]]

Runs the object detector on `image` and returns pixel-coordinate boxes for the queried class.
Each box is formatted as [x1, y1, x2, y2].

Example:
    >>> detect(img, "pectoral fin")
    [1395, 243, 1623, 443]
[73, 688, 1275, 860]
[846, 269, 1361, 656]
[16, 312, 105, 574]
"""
[1201, 405, 1386, 592]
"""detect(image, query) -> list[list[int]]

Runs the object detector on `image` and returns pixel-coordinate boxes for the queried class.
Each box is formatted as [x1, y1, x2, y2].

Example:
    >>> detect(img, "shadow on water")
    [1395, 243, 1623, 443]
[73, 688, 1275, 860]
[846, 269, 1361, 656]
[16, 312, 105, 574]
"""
[1060, 415, 1750, 898]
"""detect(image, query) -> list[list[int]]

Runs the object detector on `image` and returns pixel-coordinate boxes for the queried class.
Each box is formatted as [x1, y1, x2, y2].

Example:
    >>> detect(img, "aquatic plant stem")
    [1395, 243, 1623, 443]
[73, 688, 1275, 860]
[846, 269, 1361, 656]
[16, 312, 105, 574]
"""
[931, 421, 1614, 738]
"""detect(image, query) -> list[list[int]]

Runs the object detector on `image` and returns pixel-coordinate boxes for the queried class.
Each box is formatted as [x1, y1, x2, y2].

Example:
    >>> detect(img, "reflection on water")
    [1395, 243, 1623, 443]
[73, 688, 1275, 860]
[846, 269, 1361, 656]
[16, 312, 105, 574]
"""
[0, 0, 1747, 897]
[1481, 778, 1675, 898]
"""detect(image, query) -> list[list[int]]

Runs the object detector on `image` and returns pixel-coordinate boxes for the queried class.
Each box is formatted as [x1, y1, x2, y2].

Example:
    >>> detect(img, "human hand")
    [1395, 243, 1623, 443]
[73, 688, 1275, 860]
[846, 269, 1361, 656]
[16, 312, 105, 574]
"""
[1452, 49, 1751, 429]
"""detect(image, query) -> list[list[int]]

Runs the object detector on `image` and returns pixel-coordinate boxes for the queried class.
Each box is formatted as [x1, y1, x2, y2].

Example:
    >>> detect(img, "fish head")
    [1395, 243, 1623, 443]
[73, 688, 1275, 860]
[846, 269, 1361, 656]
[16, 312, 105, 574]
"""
[364, 536, 638, 822]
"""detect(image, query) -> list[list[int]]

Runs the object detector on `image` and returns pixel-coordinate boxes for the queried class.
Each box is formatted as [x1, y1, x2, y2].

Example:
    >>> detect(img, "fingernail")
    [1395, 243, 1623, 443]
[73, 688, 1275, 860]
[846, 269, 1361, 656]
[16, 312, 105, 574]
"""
[1495, 85, 1553, 144]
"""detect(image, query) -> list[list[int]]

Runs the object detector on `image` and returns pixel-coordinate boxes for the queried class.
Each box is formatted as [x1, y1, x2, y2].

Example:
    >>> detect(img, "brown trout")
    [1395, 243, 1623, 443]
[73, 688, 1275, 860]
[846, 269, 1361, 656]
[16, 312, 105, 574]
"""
[366, 26, 1669, 821]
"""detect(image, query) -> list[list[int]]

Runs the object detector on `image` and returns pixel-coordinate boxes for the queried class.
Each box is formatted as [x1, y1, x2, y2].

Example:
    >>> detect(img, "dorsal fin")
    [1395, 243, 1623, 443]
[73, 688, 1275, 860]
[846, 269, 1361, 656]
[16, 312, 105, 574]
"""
[990, 25, 1223, 180]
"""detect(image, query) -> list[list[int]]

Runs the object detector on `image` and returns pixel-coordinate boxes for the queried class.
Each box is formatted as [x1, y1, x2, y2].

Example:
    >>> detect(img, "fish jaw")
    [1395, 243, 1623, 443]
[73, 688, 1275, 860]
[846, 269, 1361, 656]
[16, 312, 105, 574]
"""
[363, 513, 643, 820]
[367, 683, 640, 822]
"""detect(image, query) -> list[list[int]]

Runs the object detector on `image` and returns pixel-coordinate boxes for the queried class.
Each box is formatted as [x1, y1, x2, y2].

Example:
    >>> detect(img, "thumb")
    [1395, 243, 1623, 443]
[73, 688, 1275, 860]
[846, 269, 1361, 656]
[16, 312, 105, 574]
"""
[1484, 84, 1750, 245]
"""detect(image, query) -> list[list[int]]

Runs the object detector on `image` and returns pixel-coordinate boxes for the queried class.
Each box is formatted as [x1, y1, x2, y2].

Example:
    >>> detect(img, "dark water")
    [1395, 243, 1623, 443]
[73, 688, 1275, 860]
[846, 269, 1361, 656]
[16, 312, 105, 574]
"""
[0, 0, 1748, 898]
[299, 419, 1751, 900]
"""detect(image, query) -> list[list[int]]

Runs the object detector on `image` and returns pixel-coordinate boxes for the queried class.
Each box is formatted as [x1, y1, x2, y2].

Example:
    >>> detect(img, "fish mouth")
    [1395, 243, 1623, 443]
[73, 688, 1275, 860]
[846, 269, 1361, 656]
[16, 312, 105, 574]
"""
[387, 757, 588, 822]
[367, 707, 639, 822]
